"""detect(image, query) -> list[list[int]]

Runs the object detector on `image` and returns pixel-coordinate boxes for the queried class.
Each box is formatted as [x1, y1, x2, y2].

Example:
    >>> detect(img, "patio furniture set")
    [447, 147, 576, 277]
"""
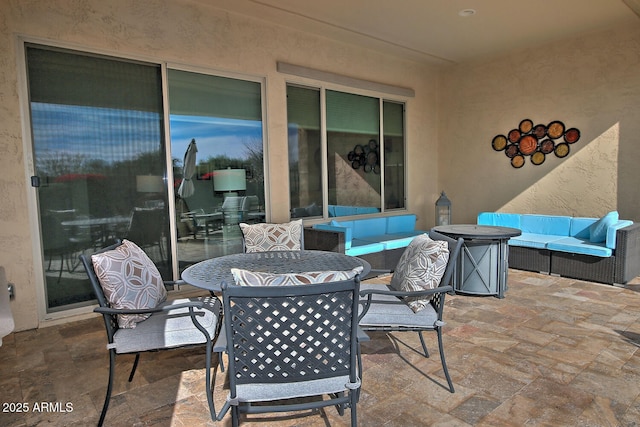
[79, 210, 639, 425]
[79, 219, 463, 426]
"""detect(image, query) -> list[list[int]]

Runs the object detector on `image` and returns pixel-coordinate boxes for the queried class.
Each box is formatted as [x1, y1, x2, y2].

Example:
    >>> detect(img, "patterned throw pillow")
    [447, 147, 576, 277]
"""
[390, 234, 450, 313]
[240, 219, 303, 252]
[231, 266, 363, 286]
[91, 239, 167, 328]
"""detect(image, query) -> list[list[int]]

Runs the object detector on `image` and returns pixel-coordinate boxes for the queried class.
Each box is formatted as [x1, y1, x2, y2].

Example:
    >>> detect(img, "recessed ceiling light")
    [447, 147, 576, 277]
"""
[458, 9, 476, 17]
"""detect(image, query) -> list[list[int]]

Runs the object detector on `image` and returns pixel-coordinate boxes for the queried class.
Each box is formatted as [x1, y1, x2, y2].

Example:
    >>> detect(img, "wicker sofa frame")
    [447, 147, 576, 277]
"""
[508, 223, 640, 285]
[303, 227, 404, 271]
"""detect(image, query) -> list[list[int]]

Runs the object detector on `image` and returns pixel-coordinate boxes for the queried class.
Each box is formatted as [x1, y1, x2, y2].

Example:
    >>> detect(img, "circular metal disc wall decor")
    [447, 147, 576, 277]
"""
[491, 119, 580, 168]
[348, 140, 380, 174]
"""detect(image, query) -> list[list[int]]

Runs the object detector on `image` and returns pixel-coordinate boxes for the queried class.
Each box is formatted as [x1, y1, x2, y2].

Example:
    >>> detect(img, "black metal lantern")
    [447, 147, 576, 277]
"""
[435, 191, 451, 226]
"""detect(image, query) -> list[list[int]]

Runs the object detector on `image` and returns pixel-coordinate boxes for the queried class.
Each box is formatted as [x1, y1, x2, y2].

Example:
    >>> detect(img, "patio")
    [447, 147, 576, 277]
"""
[1, 269, 639, 426]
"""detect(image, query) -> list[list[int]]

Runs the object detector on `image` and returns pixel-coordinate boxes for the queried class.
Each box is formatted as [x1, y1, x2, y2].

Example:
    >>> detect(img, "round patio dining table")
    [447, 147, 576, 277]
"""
[181, 250, 371, 293]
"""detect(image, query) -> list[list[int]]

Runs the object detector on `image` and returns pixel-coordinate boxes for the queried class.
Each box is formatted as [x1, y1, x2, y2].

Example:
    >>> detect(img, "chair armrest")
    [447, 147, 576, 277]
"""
[163, 279, 185, 291]
[614, 223, 640, 283]
[359, 285, 453, 299]
[357, 326, 370, 342]
[94, 300, 207, 316]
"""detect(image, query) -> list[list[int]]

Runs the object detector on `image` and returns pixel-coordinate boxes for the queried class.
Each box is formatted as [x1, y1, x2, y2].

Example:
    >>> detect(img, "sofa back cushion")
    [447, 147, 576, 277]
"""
[352, 218, 387, 238]
[570, 217, 597, 238]
[386, 214, 417, 234]
[520, 214, 571, 236]
[477, 212, 521, 229]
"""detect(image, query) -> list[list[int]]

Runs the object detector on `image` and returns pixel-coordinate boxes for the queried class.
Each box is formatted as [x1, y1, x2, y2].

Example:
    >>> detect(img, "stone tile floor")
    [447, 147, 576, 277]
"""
[1, 270, 639, 426]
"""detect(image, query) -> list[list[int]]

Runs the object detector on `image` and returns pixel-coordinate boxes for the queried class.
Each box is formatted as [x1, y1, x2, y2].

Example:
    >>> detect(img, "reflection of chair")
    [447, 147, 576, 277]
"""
[239, 219, 304, 252]
[79, 241, 221, 426]
[240, 195, 263, 223]
[42, 210, 92, 282]
[358, 230, 463, 393]
[180, 209, 223, 239]
[125, 208, 166, 261]
[216, 277, 363, 426]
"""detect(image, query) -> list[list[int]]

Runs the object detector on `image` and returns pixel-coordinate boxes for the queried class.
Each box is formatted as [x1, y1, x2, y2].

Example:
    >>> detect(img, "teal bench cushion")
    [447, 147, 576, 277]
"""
[346, 239, 386, 256]
[520, 214, 571, 236]
[509, 233, 564, 249]
[570, 217, 597, 238]
[385, 214, 417, 233]
[546, 237, 612, 257]
[477, 212, 521, 229]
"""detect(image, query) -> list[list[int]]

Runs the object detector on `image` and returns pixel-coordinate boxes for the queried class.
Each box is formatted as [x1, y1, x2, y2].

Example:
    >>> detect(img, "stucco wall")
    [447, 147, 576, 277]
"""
[439, 22, 640, 223]
[0, 0, 439, 330]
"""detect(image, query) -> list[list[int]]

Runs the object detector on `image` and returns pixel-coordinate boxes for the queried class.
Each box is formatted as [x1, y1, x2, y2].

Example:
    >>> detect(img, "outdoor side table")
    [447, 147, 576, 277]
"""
[432, 224, 521, 298]
[181, 250, 371, 293]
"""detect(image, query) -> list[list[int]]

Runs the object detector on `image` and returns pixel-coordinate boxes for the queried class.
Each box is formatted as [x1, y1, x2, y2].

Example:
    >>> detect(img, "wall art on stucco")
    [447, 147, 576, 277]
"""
[492, 119, 580, 168]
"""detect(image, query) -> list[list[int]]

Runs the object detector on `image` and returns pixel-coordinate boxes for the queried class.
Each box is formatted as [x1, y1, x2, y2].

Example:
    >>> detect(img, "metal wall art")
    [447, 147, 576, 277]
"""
[348, 139, 380, 174]
[492, 119, 580, 168]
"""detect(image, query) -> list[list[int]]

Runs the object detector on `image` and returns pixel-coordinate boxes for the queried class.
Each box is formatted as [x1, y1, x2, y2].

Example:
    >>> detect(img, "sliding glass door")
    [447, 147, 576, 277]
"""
[168, 69, 265, 271]
[26, 45, 169, 312]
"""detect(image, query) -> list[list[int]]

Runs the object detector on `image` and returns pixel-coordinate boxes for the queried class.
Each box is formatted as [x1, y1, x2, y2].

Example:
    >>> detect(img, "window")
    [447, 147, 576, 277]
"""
[287, 85, 405, 219]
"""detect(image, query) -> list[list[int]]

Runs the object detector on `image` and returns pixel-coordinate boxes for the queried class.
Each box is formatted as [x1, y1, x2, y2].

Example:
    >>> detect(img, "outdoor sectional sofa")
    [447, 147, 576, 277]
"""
[478, 211, 640, 285]
[303, 214, 426, 270]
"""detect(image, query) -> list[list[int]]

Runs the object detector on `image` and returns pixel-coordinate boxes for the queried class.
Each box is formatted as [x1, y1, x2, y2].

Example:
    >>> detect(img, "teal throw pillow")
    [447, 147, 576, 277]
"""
[589, 211, 618, 243]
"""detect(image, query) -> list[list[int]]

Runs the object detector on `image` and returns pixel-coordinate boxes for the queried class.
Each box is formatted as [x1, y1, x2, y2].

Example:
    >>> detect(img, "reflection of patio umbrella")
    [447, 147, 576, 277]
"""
[177, 139, 197, 198]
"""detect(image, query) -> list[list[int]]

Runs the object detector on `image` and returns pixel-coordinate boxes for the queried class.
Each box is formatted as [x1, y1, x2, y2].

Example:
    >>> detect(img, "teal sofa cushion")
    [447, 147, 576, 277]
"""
[509, 233, 564, 249]
[520, 214, 571, 236]
[546, 237, 612, 257]
[352, 218, 387, 238]
[477, 212, 521, 229]
[386, 214, 417, 233]
[589, 211, 619, 243]
[570, 217, 597, 238]
[346, 239, 386, 256]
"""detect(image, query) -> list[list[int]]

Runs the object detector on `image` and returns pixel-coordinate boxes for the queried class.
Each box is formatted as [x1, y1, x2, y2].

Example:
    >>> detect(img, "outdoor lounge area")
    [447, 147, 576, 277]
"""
[2, 269, 639, 426]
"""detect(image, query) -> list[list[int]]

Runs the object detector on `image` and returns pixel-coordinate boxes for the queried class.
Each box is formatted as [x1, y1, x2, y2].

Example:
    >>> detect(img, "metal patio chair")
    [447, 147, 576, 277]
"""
[216, 276, 364, 426]
[79, 240, 222, 426]
[358, 230, 463, 393]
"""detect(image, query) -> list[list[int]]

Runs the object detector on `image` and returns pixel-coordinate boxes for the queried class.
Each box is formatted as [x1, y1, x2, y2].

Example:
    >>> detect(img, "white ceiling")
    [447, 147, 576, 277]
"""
[208, 0, 640, 65]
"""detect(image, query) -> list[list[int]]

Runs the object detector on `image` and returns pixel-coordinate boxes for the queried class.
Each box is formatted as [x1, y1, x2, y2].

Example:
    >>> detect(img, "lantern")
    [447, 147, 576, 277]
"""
[435, 191, 451, 226]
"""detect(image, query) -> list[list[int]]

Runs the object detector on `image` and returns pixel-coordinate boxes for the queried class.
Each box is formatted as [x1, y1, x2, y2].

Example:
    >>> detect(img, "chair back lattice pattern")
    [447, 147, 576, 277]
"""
[222, 281, 359, 385]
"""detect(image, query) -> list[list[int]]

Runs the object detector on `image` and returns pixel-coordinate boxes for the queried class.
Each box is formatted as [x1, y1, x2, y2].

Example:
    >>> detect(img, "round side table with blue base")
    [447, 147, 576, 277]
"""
[432, 224, 521, 298]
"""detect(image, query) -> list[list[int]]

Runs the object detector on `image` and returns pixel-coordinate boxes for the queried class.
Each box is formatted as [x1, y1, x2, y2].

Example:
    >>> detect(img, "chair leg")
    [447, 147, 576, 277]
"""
[436, 328, 455, 393]
[98, 349, 116, 427]
[418, 331, 430, 358]
[205, 341, 217, 420]
[128, 353, 140, 382]
[350, 391, 357, 427]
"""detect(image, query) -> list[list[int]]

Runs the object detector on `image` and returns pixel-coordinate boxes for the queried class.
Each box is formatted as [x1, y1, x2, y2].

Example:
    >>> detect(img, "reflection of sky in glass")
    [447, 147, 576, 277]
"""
[31, 104, 264, 170]
[170, 115, 263, 167]
[31, 103, 162, 164]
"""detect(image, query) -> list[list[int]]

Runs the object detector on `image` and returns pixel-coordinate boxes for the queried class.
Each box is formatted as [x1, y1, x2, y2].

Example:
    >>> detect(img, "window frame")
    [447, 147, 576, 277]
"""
[285, 80, 408, 221]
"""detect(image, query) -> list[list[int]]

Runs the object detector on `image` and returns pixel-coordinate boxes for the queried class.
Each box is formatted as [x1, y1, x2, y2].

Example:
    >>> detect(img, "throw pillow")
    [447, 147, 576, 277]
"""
[390, 234, 450, 313]
[231, 266, 363, 286]
[240, 219, 303, 252]
[91, 239, 167, 328]
[589, 211, 619, 243]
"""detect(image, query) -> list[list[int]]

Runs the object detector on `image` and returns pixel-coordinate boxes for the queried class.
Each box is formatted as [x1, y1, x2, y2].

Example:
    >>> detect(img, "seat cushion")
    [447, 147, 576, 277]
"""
[240, 219, 303, 252]
[508, 233, 564, 249]
[389, 234, 449, 313]
[113, 296, 221, 354]
[546, 237, 612, 257]
[230, 266, 363, 286]
[359, 284, 438, 328]
[91, 239, 167, 329]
